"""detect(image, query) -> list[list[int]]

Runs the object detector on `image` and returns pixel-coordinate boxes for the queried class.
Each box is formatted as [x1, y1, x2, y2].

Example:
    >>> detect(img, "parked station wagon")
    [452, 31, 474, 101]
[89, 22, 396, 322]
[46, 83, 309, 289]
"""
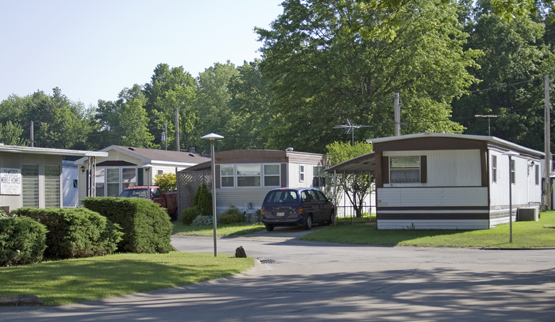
[261, 188, 335, 231]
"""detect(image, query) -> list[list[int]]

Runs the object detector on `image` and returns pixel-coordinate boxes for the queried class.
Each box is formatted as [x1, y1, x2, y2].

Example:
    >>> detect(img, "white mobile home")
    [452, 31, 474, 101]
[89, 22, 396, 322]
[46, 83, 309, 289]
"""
[370, 133, 542, 229]
[74, 145, 210, 204]
[177, 149, 327, 215]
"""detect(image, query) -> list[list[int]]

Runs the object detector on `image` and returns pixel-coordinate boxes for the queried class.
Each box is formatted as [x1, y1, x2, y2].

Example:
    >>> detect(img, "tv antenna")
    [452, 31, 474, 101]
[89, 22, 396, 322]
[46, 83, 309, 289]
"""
[334, 119, 372, 146]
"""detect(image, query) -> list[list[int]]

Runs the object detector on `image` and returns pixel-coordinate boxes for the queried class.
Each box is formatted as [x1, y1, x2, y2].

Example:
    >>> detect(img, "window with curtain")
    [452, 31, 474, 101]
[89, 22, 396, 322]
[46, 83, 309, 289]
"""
[390, 156, 420, 183]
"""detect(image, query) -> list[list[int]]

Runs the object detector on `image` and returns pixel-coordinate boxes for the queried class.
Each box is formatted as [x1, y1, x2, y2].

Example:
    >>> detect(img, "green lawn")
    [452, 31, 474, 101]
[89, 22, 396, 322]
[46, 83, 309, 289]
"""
[0, 252, 253, 306]
[172, 220, 265, 237]
[300, 211, 555, 248]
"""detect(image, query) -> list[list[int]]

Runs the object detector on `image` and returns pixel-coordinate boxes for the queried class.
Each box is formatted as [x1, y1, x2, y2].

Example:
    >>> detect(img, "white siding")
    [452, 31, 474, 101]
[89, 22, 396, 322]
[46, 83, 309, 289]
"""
[384, 150, 481, 187]
[489, 151, 542, 208]
[215, 187, 270, 215]
[378, 219, 489, 230]
[377, 187, 488, 207]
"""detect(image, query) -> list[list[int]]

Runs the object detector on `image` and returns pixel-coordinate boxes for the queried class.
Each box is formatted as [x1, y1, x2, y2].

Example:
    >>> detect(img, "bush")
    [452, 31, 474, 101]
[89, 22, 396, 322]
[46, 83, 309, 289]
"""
[193, 183, 212, 216]
[13, 208, 122, 259]
[83, 197, 173, 253]
[219, 206, 245, 224]
[0, 216, 47, 266]
[181, 206, 201, 225]
[154, 173, 176, 192]
[192, 215, 213, 226]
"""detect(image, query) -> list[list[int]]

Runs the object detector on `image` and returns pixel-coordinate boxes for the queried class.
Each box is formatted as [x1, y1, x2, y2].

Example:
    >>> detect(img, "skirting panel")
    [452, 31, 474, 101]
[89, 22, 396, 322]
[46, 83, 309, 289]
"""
[377, 219, 489, 230]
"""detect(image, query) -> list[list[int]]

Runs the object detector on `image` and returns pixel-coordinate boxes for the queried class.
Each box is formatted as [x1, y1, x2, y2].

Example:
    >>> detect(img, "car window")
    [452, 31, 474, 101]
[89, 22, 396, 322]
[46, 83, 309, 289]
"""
[301, 190, 317, 202]
[315, 190, 328, 202]
[152, 188, 161, 198]
[265, 190, 298, 203]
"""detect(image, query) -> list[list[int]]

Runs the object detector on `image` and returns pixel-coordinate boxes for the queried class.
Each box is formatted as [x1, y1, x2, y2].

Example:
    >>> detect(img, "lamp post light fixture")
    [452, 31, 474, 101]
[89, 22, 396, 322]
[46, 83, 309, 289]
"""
[503, 150, 519, 243]
[201, 133, 224, 257]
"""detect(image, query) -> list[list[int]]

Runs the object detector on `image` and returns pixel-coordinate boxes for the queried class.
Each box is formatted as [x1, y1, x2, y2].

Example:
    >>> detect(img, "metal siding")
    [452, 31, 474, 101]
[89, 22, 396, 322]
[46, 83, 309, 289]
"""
[377, 187, 488, 207]
[215, 188, 270, 214]
[377, 219, 489, 230]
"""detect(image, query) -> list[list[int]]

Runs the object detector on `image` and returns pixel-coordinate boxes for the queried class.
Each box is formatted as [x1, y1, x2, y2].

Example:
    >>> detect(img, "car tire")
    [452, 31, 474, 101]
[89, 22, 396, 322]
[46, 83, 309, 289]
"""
[328, 212, 336, 225]
[304, 215, 313, 230]
[265, 224, 274, 232]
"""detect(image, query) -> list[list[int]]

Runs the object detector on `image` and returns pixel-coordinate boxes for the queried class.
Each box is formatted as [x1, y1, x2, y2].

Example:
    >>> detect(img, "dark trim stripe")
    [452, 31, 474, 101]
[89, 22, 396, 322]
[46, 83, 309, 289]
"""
[377, 213, 490, 220]
[377, 206, 489, 211]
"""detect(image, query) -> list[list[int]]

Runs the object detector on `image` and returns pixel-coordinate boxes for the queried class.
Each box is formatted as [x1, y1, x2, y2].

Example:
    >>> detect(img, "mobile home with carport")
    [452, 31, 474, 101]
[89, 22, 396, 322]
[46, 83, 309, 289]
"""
[369, 133, 543, 229]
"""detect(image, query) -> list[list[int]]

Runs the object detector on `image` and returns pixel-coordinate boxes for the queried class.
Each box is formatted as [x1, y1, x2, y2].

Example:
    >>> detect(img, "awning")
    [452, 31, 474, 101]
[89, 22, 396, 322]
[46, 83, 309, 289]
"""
[326, 152, 376, 174]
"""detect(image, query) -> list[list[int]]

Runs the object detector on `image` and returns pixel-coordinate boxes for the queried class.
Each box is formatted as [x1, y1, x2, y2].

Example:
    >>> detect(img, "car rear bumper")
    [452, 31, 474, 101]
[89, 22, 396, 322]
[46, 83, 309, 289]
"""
[262, 216, 304, 226]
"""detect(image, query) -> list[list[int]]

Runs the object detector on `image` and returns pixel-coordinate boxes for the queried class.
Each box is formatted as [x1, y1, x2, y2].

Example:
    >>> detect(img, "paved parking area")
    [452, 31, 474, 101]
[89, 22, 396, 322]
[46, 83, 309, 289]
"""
[1, 227, 554, 321]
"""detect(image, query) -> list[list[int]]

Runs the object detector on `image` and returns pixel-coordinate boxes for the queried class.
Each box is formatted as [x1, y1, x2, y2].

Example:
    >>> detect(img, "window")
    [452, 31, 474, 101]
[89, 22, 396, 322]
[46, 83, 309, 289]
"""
[122, 168, 137, 190]
[390, 156, 420, 183]
[264, 164, 280, 186]
[313, 166, 326, 187]
[22, 164, 39, 208]
[95, 168, 105, 197]
[45, 165, 60, 208]
[492, 155, 497, 183]
[299, 165, 305, 182]
[535, 164, 540, 185]
[510, 159, 516, 184]
[221, 165, 234, 187]
[107, 168, 120, 197]
[237, 164, 261, 187]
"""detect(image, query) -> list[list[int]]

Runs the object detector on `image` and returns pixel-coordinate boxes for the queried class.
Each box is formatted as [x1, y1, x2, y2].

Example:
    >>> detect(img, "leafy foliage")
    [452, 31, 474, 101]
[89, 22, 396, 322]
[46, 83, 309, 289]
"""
[181, 206, 201, 225]
[82, 197, 173, 253]
[193, 183, 213, 216]
[326, 141, 374, 218]
[191, 215, 213, 226]
[218, 206, 245, 224]
[0, 216, 47, 266]
[12, 207, 122, 259]
[154, 173, 177, 192]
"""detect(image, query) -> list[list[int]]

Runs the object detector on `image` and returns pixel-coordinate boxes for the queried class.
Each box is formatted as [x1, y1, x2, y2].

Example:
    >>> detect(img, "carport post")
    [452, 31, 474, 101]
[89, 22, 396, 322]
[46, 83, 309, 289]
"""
[504, 151, 519, 243]
[202, 133, 224, 257]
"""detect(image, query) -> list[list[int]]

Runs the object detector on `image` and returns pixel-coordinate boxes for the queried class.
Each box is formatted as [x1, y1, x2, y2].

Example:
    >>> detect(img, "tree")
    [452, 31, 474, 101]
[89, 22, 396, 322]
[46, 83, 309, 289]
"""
[257, 0, 479, 153]
[326, 141, 374, 218]
[0, 121, 29, 146]
[227, 60, 272, 150]
[451, 0, 552, 151]
[117, 85, 155, 147]
[154, 173, 176, 192]
[143, 63, 197, 151]
[192, 61, 240, 152]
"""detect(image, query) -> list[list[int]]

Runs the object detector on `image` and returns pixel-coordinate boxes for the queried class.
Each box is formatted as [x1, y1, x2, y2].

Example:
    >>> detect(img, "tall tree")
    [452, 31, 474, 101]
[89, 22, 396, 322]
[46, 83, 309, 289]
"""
[326, 141, 374, 218]
[117, 85, 154, 147]
[451, 0, 552, 150]
[0, 121, 29, 146]
[143, 63, 197, 151]
[257, 0, 479, 153]
[192, 61, 240, 152]
[227, 60, 272, 150]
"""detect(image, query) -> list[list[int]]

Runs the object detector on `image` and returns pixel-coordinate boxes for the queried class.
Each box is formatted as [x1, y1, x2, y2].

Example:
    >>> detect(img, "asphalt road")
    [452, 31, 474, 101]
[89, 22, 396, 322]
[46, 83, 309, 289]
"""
[1, 226, 554, 321]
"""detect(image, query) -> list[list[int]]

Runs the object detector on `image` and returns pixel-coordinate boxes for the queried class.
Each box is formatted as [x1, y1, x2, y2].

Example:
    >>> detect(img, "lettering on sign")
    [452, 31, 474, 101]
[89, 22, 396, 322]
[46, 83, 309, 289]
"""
[1, 168, 22, 195]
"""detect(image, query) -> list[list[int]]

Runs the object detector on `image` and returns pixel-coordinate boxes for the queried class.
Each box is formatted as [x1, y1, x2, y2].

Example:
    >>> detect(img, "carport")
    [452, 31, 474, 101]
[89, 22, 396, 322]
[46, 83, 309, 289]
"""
[325, 152, 376, 220]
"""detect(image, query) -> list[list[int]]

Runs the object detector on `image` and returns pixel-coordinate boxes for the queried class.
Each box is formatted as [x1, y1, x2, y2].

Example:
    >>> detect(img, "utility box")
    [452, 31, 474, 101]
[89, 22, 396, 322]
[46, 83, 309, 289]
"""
[517, 207, 539, 222]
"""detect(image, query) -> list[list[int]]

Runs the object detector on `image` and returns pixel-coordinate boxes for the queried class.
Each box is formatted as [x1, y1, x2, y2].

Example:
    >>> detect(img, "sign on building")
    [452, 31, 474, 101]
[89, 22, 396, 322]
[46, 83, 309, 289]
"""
[1, 168, 21, 195]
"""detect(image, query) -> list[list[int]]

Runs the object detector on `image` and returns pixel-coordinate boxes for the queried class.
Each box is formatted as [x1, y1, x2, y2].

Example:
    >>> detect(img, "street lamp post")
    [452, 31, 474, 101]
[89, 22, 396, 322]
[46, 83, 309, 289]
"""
[503, 151, 519, 243]
[201, 133, 224, 257]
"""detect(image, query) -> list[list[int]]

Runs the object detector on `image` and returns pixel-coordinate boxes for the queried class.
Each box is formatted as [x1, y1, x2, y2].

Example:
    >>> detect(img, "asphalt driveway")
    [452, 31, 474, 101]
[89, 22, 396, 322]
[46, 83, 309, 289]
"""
[1, 226, 554, 321]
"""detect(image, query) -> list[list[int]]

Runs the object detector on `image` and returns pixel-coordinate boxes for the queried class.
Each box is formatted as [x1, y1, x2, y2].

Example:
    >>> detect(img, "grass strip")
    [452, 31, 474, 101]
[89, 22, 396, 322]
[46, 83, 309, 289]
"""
[172, 221, 265, 237]
[300, 211, 555, 248]
[0, 252, 253, 306]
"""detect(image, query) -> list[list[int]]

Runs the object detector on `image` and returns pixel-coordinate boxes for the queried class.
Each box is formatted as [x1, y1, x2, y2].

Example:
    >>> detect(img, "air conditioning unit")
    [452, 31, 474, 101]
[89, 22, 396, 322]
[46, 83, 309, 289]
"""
[517, 207, 539, 221]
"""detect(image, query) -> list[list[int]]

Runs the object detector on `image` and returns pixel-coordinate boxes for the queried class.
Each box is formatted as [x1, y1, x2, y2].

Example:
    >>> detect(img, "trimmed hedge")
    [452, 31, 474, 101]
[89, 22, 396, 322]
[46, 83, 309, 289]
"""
[13, 208, 122, 259]
[82, 197, 173, 253]
[219, 206, 245, 224]
[0, 216, 47, 266]
[181, 206, 201, 225]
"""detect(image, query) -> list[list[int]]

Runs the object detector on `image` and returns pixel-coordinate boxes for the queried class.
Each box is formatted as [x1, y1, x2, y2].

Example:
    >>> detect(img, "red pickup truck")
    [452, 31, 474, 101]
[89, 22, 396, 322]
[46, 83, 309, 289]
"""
[119, 186, 178, 220]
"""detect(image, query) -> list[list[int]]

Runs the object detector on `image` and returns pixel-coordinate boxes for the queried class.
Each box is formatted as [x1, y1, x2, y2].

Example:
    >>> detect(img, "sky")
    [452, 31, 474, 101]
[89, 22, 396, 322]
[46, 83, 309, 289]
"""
[0, 0, 284, 107]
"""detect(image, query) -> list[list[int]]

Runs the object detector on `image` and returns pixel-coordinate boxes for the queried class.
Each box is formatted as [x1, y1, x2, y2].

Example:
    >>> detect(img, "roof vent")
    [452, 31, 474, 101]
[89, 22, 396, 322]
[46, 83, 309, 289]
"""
[189, 153, 195, 157]
[128, 147, 135, 151]
[286, 147, 294, 152]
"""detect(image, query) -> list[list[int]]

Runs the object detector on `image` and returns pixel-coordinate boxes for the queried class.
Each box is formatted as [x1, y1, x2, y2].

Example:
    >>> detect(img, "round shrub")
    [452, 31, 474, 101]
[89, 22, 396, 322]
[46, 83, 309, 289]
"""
[219, 206, 245, 224]
[181, 206, 201, 225]
[191, 215, 213, 226]
[0, 216, 47, 266]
